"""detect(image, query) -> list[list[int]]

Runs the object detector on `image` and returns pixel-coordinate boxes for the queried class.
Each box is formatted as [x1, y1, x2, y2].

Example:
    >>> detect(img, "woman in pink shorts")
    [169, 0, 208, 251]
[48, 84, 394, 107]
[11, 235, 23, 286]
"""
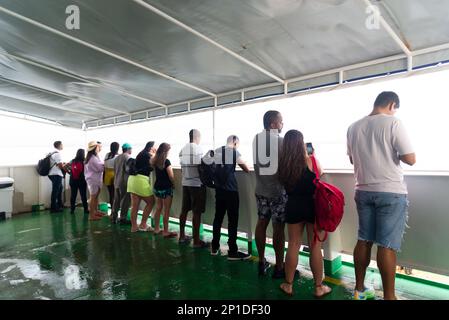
[85, 141, 105, 221]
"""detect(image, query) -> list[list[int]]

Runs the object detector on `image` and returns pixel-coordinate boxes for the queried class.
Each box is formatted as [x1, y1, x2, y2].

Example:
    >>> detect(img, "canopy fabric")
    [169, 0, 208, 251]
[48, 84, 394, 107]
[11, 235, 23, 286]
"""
[0, 0, 448, 128]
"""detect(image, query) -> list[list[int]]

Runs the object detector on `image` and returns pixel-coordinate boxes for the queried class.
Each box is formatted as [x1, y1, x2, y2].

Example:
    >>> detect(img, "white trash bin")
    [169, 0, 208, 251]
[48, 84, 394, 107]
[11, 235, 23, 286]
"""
[0, 177, 14, 219]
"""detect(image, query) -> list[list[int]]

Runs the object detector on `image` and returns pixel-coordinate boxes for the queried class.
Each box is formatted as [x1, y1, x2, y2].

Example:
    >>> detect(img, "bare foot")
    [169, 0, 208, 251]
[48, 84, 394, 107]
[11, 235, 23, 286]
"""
[280, 283, 293, 296]
[314, 284, 332, 298]
[131, 226, 139, 233]
[139, 223, 149, 230]
[154, 229, 162, 235]
[193, 240, 209, 249]
[89, 215, 102, 221]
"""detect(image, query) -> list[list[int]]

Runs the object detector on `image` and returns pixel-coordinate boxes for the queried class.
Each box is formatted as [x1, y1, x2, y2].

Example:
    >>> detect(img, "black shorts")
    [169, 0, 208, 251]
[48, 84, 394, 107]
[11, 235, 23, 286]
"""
[284, 195, 315, 224]
[182, 186, 206, 214]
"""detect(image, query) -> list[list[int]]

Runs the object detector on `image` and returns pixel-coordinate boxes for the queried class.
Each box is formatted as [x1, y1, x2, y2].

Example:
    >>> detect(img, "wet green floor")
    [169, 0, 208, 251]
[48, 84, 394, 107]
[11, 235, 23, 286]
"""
[0, 209, 448, 300]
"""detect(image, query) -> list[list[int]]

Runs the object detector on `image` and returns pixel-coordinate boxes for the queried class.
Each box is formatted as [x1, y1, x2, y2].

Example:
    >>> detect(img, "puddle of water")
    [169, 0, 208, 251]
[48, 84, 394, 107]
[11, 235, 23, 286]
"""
[17, 228, 41, 234]
[9, 279, 30, 285]
[0, 258, 88, 299]
[64, 265, 83, 290]
[1, 265, 17, 274]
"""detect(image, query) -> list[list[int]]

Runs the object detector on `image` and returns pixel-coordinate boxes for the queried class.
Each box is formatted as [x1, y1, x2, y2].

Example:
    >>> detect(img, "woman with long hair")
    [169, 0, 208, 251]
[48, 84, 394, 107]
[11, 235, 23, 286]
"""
[127, 141, 156, 233]
[278, 130, 332, 298]
[85, 141, 105, 221]
[69, 149, 89, 215]
[104, 142, 120, 209]
[151, 143, 177, 238]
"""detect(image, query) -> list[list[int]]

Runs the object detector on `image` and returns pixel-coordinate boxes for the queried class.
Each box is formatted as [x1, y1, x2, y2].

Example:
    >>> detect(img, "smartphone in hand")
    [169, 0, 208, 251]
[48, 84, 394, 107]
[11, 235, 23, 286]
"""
[306, 143, 314, 156]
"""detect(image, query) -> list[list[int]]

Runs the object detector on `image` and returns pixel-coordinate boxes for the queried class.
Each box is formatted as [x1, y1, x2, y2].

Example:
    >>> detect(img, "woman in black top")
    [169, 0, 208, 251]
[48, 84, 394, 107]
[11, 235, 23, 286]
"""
[151, 143, 177, 238]
[127, 141, 156, 233]
[278, 130, 332, 298]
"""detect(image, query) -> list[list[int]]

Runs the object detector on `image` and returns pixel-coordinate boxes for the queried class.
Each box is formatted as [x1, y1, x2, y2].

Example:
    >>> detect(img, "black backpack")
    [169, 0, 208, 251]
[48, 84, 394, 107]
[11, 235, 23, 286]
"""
[125, 158, 138, 176]
[36, 152, 57, 176]
[214, 147, 236, 188]
[198, 150, 216, 188]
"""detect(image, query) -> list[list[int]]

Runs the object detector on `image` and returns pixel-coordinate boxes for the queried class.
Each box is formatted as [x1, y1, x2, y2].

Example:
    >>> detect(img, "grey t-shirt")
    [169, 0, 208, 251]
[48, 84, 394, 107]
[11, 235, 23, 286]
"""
[252, 130, 284, 198]
[114, 153, 130, 189]
[179, 143, 203, 187]
[347, 114, 414, 194]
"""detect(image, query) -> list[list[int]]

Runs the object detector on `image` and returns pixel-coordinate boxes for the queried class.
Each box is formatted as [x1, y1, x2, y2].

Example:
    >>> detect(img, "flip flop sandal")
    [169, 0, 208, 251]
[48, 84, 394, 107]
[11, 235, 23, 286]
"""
[138, 226, 153, 232]
[163, 232, 178, 238]
[89, 216, 102, 221]
[153, 230, 162, 235]
[178, 236, 192, 244]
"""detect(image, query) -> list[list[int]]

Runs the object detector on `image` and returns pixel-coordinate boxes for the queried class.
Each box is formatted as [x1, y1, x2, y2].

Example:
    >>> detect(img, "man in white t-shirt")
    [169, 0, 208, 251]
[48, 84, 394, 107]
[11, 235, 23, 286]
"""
[178, 129, 208, 248]
[347, 91, 416, 300]
[48, 141, 67, 213]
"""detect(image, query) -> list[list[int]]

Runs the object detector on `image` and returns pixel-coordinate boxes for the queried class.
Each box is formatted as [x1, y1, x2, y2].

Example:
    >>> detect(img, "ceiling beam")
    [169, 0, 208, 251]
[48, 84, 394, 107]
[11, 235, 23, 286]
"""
[133, 0, 285, 84]
[413, 42, 449, 56]
[362, 0, 413, 70]
[0, 5, 216, 97]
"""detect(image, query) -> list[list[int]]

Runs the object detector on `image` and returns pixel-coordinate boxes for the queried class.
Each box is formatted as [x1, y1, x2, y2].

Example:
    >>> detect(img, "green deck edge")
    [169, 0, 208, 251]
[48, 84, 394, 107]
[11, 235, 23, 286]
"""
[129, 210, 448, 289]
[324, 256, 342, 276]
[341, 261, 449, 291]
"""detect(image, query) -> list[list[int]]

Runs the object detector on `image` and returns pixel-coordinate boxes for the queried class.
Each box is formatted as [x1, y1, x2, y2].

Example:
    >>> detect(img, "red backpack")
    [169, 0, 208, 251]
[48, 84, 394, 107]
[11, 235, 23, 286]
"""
[70, 161, 84, 180]
[311, 156, 345, 242]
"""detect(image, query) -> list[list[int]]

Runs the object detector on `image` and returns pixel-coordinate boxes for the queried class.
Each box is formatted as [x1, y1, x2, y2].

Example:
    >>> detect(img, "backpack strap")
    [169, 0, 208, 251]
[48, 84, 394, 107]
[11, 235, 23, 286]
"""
[311, 155, 328, 244]
[220, 146, 236, 167]
[310, 155, 320, 181]
[49, 151, 58, 170]
[123, 155, 128, 172]
[313, 223, 328, 244]
[221, 146, 226, 166]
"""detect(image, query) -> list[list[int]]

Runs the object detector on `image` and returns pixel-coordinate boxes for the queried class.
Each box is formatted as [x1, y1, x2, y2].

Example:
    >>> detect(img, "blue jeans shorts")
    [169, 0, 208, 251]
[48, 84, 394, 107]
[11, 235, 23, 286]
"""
[355, 190, 409, 252]
[154, 188, 173, 199]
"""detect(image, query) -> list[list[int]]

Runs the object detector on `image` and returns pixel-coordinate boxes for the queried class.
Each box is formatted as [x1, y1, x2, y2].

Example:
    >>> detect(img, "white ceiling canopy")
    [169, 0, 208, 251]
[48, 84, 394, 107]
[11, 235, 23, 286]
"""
[0, 0, 448, 129]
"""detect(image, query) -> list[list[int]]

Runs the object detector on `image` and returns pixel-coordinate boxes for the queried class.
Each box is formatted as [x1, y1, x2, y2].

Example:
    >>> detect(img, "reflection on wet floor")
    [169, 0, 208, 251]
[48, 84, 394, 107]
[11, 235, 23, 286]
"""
[0, 209, 448, 300]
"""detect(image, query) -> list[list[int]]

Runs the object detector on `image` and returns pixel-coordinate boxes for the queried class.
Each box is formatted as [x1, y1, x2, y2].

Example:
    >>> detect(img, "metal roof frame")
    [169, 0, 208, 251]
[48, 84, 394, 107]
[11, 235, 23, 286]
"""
[1, 1, 449, 129]
[3, 52, 167, 108]
[0, 5, 216, 97]
[85, 44, 449, 130]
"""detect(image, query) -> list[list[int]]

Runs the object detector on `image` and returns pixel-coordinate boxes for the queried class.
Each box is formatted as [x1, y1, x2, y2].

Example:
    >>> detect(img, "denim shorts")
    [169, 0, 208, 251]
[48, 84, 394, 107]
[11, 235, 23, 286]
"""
[355, 190, 409, 252]
[154, 188, 173, 199]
